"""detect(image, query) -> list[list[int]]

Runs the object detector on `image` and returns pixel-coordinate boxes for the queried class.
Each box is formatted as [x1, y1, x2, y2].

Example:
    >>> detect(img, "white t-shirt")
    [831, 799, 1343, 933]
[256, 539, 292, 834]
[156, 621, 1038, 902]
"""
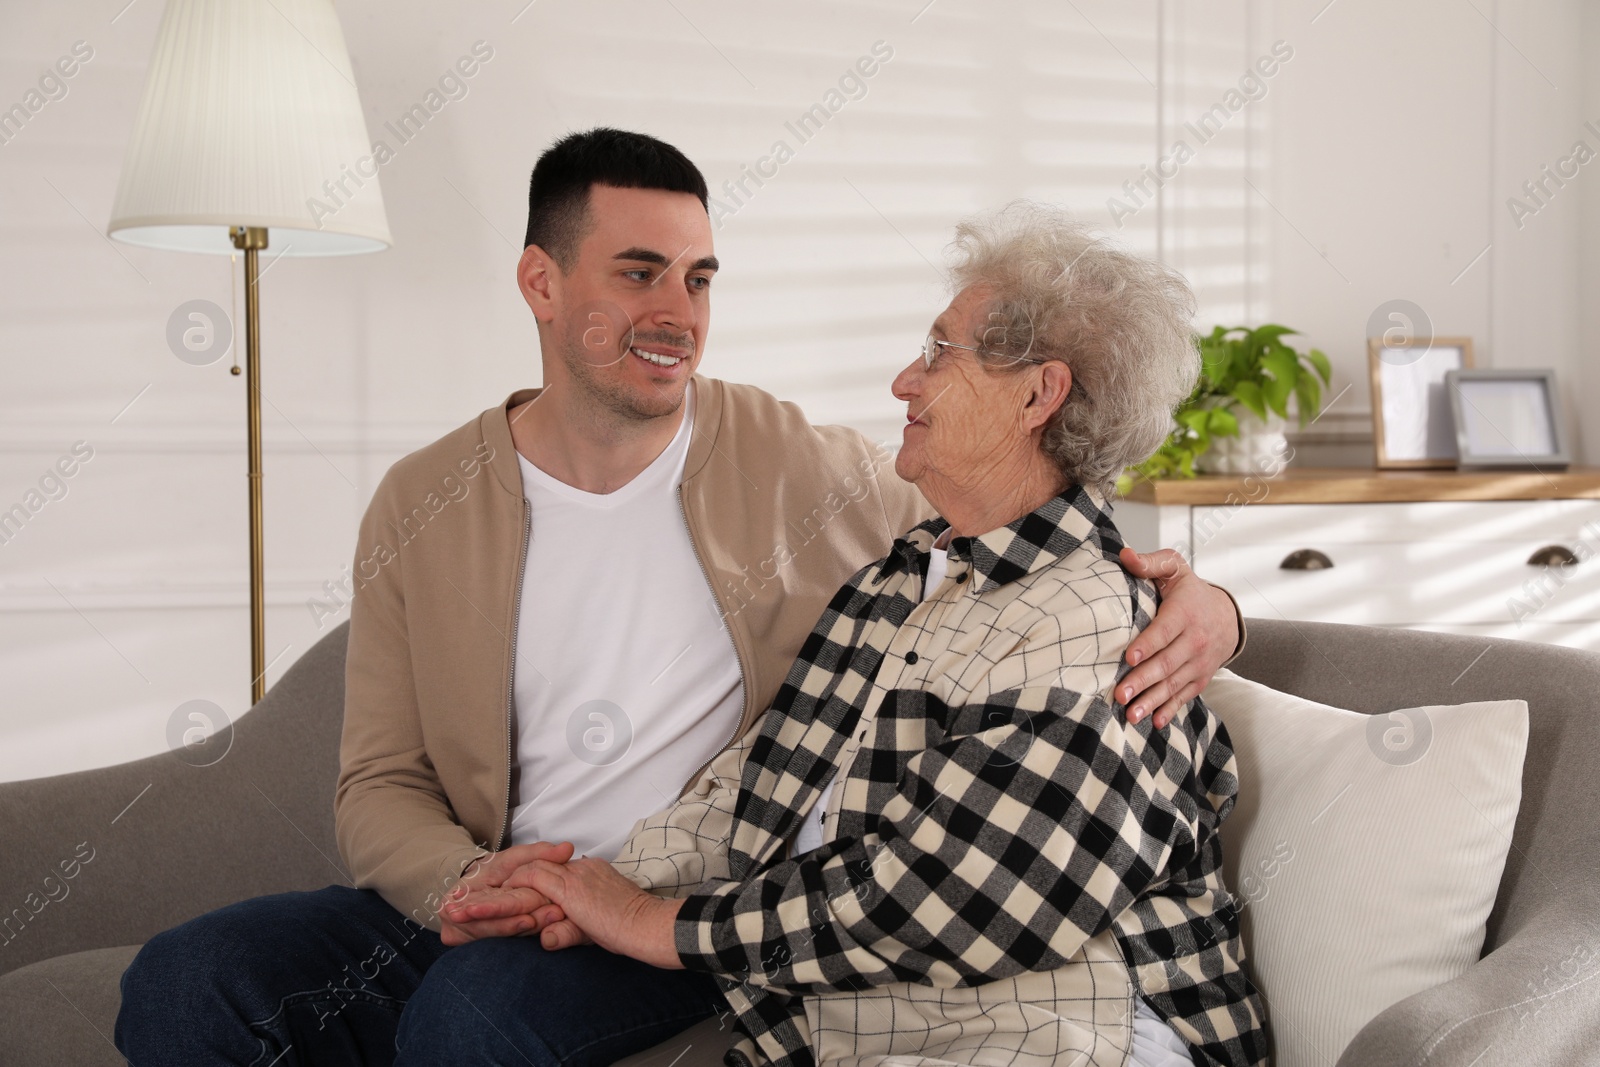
[507, 383, 743, 859]
[788, 527, 1190, 1066]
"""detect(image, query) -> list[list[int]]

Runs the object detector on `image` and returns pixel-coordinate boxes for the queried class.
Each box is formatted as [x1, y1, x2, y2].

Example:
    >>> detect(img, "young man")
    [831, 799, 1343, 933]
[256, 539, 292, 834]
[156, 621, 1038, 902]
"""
[115, 129, 1243, 1066]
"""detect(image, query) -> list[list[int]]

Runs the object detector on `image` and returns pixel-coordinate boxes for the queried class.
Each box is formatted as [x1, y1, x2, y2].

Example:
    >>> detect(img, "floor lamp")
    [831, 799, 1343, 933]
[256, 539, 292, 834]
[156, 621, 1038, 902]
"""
[107, 0, 391, 704]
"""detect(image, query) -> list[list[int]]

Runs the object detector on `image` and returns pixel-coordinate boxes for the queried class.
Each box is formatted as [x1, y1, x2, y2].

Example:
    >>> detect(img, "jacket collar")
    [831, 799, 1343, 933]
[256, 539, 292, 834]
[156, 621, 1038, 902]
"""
[680, 374, 723, 481]
[483, 386, 538, 496]
[877, 482, 1121, 595]
[482, 375, 723, 497]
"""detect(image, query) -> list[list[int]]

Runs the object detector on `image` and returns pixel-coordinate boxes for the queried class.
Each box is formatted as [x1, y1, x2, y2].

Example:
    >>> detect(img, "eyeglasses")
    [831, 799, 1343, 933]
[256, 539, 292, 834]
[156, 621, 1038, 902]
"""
[919, 333, 1092, 404]
[921, 334, 1049, 372]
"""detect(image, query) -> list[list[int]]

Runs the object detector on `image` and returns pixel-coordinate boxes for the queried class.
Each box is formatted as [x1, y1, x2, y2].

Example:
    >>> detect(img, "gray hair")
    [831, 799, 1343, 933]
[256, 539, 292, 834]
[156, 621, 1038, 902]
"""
[946, 201, 1199, 497]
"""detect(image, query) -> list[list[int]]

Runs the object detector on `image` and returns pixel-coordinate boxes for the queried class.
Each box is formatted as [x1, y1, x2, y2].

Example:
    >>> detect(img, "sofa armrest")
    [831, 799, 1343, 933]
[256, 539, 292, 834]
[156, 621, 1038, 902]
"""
[0, 624, 352, 977]
[1336, 894, 1600, 1066]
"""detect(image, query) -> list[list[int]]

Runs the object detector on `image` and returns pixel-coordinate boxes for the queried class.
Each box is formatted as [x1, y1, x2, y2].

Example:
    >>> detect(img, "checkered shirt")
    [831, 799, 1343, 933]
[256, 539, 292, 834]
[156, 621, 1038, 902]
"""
[612, 484, 1269, 1067]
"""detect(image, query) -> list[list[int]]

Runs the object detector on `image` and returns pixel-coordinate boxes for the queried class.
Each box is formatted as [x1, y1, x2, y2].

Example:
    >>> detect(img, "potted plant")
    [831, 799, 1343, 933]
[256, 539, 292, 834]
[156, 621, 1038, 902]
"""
[1120, 324, 1331, 490]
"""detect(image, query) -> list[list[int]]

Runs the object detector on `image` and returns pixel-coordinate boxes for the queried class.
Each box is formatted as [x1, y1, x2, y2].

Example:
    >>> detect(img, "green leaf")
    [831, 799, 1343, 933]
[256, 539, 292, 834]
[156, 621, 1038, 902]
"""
[1228, 339, 1253, 383]
[1250, 324, 1298, 345]
[1306, 347, 1332, 384]
[1293, 372, 1322, 427]
[1208, 407, 1240, 438]
[1200, 344, 1231, 388]
[1262, 378, 1292, 419]
[1261, 349, 1299, 419]
[1230, 380, 1267, 420]
[1265, 342, 1300, 370]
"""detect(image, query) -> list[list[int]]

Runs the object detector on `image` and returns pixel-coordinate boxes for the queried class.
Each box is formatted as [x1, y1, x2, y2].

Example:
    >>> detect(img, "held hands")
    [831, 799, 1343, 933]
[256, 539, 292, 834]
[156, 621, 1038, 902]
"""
[1117, 547, 1241, 729]
[437, 840, 574, 946]
[438, 841, 683, 969]
[505, 856, 684, 968]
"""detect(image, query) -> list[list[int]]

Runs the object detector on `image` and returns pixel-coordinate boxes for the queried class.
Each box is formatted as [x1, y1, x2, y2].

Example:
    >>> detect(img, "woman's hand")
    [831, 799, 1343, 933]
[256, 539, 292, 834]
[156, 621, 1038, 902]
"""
[507, 857, 685, 968]
[1117, 547, 1241, 728]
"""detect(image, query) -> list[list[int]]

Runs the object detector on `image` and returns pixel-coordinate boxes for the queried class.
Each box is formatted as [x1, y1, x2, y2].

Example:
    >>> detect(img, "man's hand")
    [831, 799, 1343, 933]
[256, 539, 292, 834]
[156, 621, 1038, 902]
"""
[510, 856, 684, 969]
[1117, 547, 1240, 729]
[437, 840, 574, 946]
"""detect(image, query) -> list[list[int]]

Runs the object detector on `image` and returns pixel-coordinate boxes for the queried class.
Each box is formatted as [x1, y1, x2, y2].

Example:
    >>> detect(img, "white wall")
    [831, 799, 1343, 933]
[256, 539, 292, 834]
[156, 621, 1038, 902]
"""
[1263, 0, 1584, 460]
[0, 0, 1589, 780]
[1582, 0, 1600, 464]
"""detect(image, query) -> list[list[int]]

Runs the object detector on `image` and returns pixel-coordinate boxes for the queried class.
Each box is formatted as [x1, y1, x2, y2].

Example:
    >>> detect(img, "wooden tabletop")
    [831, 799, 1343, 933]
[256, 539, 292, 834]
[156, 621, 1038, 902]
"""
[1120, 467, 1600, 505]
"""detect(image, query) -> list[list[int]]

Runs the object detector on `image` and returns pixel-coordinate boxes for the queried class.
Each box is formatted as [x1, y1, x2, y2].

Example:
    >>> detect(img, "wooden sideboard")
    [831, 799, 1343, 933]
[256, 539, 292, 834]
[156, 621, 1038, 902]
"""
[1116, 468, 1600, 653]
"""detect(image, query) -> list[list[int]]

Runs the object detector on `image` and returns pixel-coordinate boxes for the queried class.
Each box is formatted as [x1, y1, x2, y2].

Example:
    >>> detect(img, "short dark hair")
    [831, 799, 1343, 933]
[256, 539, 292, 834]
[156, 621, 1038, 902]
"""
[524, 128, 709, 271]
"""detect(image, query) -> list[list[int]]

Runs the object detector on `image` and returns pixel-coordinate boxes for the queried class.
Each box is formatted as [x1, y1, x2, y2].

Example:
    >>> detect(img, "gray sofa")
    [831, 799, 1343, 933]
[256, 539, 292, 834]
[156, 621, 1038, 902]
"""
[2, 619, 1596, 1066]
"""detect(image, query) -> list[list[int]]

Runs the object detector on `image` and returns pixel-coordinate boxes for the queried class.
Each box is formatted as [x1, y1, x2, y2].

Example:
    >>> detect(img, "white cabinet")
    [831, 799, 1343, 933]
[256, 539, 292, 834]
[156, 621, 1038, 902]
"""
[1117, 470, 1600, 653]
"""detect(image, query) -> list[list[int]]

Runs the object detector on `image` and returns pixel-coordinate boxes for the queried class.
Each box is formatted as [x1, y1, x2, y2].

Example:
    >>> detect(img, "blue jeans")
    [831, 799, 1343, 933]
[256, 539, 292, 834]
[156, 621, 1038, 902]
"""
[113, 884, 725, 1066]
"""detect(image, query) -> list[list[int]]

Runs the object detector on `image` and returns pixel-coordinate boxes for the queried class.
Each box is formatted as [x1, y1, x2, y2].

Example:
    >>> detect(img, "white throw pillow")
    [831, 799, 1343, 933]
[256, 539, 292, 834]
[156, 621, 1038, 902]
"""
[1202, 670, 1528, 1067]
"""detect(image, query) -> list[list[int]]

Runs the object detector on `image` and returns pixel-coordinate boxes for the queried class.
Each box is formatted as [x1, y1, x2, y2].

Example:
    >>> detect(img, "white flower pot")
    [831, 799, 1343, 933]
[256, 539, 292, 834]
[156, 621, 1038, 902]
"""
[1197, 409, 1290, 475]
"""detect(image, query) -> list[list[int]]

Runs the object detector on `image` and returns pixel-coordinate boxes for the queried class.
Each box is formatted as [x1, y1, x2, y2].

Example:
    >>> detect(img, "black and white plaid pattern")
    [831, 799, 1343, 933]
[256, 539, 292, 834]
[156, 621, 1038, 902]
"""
[613, 485, 1268, 1067]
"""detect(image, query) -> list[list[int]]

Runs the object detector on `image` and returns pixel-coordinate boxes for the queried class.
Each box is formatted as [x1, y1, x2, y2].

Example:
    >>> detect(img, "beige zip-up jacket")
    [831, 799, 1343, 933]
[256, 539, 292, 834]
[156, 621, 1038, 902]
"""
[334, 377, 935, 931]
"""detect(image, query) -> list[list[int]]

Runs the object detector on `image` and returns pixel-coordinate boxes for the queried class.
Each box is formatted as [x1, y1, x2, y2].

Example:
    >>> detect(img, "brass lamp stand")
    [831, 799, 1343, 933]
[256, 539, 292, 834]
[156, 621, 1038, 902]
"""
[231, 225, 268, 704]
[107, 1, 393, 708]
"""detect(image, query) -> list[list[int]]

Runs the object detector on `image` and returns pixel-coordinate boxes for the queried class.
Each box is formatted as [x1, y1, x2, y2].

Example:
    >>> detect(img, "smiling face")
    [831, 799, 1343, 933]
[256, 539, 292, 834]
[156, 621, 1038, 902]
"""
[520, 183, 717, 422]
[892, 286, 1017, 486]
[891, 285, 1073, 524]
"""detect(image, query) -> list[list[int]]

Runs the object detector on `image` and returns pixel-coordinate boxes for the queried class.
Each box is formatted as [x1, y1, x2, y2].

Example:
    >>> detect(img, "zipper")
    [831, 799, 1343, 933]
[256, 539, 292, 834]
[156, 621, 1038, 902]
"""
[495, 496, 531, 852]
[677, 485, 750, 794]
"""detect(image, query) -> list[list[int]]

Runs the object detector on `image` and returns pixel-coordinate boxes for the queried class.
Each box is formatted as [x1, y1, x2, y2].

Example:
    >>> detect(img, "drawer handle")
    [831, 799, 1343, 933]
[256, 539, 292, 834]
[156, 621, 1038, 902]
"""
[1281, 549, 1334, 571]
[1528, 545, 1579, 567]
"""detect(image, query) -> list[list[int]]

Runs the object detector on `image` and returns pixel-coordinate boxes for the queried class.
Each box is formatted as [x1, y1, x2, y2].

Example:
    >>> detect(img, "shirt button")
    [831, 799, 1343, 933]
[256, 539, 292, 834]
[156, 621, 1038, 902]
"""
[905, 651, 919, 665]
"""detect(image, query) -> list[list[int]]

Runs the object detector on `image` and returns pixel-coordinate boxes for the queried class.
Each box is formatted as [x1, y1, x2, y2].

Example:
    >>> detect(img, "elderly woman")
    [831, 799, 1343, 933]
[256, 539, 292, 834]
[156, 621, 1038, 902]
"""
[469, 203, 1267, 1067]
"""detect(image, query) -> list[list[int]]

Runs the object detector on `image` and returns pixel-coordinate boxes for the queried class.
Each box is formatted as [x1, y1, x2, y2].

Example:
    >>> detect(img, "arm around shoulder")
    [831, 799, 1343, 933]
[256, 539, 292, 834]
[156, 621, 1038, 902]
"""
[1212, 581, 1248, 664]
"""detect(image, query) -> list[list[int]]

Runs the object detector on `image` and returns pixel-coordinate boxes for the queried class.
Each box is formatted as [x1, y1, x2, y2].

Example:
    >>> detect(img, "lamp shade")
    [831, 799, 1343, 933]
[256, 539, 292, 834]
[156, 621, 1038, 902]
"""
[108, 0, 391, 256]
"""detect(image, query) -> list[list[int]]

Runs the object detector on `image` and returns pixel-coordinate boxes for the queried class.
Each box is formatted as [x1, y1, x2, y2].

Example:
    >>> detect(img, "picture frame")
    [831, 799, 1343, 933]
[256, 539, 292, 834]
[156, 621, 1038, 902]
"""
[1367, 336, 1475, 468]
[1446, 368, 1571, 471]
